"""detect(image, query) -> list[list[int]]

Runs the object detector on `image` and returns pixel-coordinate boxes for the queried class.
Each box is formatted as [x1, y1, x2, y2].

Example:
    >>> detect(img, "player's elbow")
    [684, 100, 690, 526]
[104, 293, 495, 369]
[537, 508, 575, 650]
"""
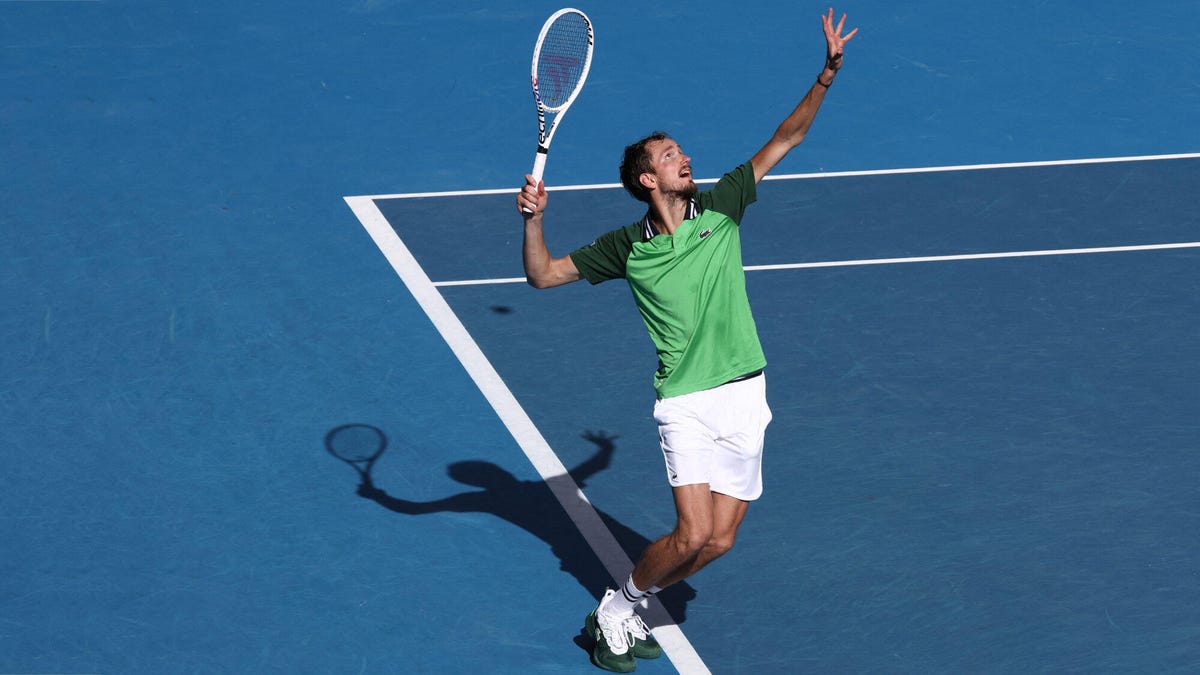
[525, 269, 563, 289]
[526, 275, 553, 289]
[526, 271, 578, 289]
[525, 257, 580, 289]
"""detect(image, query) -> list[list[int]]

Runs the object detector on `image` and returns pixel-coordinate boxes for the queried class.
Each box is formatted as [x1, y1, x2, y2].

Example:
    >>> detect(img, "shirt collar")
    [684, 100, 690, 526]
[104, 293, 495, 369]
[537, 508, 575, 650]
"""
[641, 198, 700, 240]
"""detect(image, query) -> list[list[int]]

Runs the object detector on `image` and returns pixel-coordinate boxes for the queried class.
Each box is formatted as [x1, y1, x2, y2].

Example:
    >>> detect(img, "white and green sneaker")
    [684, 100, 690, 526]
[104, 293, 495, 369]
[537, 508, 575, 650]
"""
[622, 613, 663, 660]
[584, 590, 636, 673]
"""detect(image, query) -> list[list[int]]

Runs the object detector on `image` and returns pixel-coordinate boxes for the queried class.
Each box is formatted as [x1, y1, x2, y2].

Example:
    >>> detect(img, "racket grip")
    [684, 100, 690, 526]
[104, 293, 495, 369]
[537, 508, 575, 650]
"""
[531, 148, 548, 183]
[523, 149, 548, 214]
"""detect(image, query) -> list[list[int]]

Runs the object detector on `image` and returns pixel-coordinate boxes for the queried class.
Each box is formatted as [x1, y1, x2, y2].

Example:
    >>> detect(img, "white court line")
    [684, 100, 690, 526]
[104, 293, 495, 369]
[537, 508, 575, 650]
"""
[430, 242, 1200, 287]
[344, 195, 712, 675]
[355, 152, 1200, 201]
[744, 242, 1200, 272]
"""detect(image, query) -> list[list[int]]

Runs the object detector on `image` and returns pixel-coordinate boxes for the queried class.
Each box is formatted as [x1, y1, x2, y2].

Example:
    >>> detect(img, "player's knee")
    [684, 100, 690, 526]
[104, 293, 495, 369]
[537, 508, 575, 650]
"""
[705, 532, 737, 559]
[671, 524, 714, 559]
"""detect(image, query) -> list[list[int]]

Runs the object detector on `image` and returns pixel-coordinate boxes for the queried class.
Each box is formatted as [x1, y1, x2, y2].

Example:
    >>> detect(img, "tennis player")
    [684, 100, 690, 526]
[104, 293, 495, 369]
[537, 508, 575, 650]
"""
[517, 9, 857, 672]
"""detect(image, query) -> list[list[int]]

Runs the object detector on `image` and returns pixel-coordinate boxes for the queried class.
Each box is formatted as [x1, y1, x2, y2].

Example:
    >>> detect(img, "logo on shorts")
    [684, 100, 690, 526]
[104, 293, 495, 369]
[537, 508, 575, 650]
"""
[698, 228, 713, 240]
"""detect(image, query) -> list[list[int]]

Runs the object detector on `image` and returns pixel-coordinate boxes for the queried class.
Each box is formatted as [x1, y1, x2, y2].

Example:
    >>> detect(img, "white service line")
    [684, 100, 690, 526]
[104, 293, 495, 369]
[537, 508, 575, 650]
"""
[344, 195, 712, 675]
[744, 242, 1200, 272]
[428, 242, 1200, 288]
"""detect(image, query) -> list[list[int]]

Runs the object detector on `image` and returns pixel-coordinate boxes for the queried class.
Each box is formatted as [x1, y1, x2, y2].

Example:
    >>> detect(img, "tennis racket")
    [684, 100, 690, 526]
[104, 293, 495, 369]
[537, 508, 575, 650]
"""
[524, 8, 593, 211]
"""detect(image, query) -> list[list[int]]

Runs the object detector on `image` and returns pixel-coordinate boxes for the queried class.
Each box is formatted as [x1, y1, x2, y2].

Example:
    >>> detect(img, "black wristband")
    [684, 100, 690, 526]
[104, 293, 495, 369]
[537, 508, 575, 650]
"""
[816, 74, 832, 88]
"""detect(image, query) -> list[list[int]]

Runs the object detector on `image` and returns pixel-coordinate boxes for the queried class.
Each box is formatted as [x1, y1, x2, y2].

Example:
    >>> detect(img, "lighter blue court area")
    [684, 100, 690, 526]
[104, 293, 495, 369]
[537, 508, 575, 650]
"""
[2, 1, 1199, 674]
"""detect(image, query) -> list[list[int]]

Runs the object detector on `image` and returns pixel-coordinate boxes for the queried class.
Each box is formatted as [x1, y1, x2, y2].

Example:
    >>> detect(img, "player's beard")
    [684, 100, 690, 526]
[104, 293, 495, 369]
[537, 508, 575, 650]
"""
[668, 180, 698, 201]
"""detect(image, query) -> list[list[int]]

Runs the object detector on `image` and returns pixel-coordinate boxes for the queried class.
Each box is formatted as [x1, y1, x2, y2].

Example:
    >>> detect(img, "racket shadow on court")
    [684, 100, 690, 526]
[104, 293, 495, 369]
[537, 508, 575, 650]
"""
[324, 424, 696, 630]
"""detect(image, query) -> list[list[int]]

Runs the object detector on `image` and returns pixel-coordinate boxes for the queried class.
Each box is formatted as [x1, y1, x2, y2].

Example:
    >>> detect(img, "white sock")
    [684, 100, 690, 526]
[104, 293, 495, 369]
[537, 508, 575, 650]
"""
[600, 576, 648, 618]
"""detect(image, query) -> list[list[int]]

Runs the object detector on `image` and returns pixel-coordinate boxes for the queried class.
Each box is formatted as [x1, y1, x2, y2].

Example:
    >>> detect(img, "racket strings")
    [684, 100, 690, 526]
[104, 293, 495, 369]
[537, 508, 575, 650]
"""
[537, 14, 590, 108]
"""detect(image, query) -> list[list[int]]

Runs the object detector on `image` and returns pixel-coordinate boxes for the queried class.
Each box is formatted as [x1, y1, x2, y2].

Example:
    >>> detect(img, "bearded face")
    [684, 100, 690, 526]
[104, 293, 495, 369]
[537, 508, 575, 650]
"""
[644, 139, 696, 200]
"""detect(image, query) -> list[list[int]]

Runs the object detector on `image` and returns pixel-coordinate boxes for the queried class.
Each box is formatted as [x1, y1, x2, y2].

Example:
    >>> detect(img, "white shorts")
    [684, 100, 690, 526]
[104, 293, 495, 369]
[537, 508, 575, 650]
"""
[652, 372, 772, 501]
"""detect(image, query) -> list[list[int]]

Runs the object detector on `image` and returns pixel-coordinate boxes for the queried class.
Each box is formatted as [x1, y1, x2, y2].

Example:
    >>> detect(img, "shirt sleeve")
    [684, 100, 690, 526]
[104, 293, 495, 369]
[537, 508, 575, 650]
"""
[699, 161, 757, 225]
[568, 223, 640, 284]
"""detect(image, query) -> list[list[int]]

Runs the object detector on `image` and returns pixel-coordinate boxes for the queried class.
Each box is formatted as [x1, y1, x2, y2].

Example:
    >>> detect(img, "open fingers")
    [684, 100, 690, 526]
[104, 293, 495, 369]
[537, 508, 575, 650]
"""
[822, 8, 858, 59]
[823, 8, 857, 41]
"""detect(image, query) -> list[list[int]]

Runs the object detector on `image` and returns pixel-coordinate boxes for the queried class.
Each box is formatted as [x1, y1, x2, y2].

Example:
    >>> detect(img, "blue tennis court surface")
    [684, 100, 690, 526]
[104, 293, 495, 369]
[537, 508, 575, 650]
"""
[3, 1, 1199, 673]
[355, 156, 1200, 673]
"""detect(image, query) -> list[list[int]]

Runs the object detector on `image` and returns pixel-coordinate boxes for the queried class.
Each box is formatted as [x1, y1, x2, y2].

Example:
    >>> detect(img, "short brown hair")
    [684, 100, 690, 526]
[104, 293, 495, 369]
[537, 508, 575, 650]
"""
[619, 131, 671, 203]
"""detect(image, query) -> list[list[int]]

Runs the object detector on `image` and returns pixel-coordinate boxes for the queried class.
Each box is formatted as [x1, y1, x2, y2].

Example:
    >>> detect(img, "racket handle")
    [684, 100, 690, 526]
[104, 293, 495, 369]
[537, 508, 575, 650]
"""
[531, 148, 548, 183]
[523, 149, 549, 214]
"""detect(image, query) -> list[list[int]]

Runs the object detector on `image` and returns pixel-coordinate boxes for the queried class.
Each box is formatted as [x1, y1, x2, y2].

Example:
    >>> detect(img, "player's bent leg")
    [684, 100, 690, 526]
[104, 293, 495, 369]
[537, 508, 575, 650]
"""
[650, 490, 749, 589]
[630, 483, 716, 590]
[585, 484, 716, 670]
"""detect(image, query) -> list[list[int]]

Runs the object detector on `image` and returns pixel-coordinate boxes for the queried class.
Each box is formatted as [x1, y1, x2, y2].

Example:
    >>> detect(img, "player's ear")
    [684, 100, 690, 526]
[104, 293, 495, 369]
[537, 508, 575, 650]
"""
[638, 172, 657, 192]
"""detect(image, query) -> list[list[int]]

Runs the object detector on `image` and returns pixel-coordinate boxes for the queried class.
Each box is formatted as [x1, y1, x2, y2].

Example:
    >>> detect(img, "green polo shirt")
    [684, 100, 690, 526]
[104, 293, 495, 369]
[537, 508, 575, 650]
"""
[569, 161, 766, 398]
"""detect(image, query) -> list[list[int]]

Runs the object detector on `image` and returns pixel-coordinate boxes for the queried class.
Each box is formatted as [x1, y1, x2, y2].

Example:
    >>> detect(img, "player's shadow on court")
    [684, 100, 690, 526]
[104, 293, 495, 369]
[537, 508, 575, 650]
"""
[325, 425, 695, 627]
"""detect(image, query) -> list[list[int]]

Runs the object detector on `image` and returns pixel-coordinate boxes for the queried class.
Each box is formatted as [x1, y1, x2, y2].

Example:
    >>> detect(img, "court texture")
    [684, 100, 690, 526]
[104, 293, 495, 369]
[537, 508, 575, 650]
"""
[2, 2, 1198, 673]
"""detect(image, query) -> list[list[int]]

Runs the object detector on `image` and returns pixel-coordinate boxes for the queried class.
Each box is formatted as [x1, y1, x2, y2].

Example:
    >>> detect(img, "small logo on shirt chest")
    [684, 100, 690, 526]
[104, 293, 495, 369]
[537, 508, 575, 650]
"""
[698, 228, 713, 240]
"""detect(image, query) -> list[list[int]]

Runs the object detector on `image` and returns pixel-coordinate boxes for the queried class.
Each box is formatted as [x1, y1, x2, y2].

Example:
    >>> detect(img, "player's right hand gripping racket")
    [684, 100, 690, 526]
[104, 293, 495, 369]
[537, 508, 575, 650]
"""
[524, 8, 593, 211]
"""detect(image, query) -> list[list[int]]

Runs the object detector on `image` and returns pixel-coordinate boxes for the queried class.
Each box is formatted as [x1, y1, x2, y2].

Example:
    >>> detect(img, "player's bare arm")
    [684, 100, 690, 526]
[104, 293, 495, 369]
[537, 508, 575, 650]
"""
[750, 7, 858, 182]
[518, 175, 582, 289]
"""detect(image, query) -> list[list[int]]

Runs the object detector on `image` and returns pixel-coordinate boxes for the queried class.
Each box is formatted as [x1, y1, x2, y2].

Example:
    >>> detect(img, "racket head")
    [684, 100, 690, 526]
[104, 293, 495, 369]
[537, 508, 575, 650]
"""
[325, 424, 387, 465]
[531, 8, 593, 114]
